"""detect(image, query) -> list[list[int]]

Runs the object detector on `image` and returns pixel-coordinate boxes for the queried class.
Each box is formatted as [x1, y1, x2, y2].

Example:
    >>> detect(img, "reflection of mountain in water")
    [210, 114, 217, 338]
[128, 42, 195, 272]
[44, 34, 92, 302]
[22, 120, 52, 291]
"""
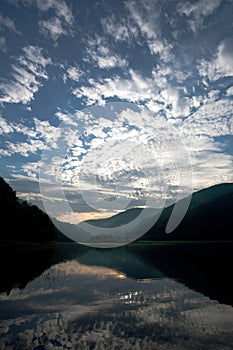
[1, 242, 233, 307]
[0, 243, 88, 294]
[131, 243, 233, 307]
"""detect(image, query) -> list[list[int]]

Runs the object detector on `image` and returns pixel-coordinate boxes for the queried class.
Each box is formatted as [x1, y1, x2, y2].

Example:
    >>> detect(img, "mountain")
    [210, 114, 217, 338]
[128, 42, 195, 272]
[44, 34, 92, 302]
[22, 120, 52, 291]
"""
[0, 177, 68, 243]
[1, 176, 233, 244]
[143, 183, 233, 241]
[87, 207, 144, 227]
[79, 182, 233, 242]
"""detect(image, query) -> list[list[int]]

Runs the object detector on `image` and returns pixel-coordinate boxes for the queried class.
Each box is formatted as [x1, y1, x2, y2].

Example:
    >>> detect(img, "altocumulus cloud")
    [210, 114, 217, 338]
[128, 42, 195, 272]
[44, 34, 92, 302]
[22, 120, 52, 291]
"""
[0, 46, 51, 104]
[0, 0, 233, 222]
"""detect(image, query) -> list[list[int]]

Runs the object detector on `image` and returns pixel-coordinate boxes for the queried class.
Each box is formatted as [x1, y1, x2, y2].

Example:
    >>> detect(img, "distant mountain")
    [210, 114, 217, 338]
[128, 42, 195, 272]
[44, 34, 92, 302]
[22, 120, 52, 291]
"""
[1, 176, 233, 244]
[85, 207, 159, 231]
[79, 183, 233, 242]
[143, 183, 233, 241]
[0, 177, 69, 243]
[86, 207, 144, 227]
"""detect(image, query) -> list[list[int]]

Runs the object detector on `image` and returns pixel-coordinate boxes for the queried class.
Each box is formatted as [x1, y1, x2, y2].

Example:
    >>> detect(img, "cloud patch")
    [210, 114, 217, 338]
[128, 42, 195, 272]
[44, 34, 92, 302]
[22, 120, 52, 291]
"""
[63, 65, 83, 83]
[177, 0, 221, 32]
[0, 45, 51, 104]
[0, 13, 19, 33]
[36, 0, 74, 25]
[0, 13, 20, 51]
[37, 0, 74, 40]
[85, 35, 127, 69]
[199, 41, 233, 83]
[101, 14, 139, 44]
[126, 0, 173, 62]
[73, 68, 159, 105]
[39, 17, 67, 41]
[0, 116, 14, 135]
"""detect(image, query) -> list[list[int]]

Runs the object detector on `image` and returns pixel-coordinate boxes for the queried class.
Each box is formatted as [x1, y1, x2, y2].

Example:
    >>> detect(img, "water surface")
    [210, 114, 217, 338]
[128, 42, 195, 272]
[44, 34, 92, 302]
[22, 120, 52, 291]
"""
[0, 242, 233, 349]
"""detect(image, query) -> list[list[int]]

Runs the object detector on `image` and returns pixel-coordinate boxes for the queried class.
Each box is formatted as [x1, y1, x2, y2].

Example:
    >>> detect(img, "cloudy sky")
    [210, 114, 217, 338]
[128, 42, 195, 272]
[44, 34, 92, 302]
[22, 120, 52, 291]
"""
[0, 0, 233, 223]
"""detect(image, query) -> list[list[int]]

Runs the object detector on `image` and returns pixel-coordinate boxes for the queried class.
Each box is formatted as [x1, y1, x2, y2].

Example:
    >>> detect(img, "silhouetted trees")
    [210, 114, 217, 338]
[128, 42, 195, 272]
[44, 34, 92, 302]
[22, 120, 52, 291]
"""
[143, 183, 233, 241]
[1, 176, 233, 243]
[0, 177, 56, 242]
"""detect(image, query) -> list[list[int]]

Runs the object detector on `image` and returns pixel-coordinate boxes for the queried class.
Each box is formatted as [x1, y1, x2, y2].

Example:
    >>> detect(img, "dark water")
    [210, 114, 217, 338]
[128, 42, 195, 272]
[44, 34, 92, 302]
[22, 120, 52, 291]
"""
[0, 242, 233, 349]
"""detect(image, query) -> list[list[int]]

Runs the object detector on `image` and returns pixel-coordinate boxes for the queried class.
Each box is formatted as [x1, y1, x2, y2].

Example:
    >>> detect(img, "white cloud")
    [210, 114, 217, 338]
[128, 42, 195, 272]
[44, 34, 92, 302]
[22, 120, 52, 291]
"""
[71, 65, 198, 118]
[7, 0, 74, 25]
[0, 81, 36, 105]
[177, 0, 221, 32]
[101, 15, 139, 44]
[9, 0, 74, 41]
[160, 85, 191, 118]
[199, 41, 233, 82]
[183, 99, 233, 137]
[0, 46, 51, 104]
[22, 45, 51, 67]
[126, 0, 173, 62]
[148, 39, 173, 62]
[39, 17, 66, 41]
[58, 211, 116, 224]
[63, 65, 83, 83]
[94, 54, 127, 70]
[3, 98, 233, 218]
[72, 61, 232, 122]
[33, 118, 61, 147]
[6, 139, 46, 157]
[21, 162, 43, 179]
[73, 68, 159, 105]
[2, 117, 61, 157]
[126, 0, 158, 39]
[226, 86, 233, 96]
[37, 0, 74, 41]
[0, 148, 11, 157]
[55, 111, 78, 126]
[36, 0, 74, 25]
[85, 36, 127, 69]
[0, 116, 14, 134]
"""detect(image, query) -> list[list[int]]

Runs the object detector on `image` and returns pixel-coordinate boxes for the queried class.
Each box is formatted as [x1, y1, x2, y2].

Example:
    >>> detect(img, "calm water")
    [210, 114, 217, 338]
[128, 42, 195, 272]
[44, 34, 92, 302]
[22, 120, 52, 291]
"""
[0, 242, 233, 350]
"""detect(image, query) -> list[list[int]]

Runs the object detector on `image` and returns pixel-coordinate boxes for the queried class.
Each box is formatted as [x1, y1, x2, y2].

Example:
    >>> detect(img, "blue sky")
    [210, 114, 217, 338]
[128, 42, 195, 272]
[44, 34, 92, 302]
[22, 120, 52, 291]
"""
[0, 0, 233, 223]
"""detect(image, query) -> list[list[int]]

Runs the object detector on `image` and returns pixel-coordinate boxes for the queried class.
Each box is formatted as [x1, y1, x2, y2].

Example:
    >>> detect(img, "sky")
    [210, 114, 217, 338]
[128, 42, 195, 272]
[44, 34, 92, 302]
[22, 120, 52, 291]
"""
[0, 0, 233, 224]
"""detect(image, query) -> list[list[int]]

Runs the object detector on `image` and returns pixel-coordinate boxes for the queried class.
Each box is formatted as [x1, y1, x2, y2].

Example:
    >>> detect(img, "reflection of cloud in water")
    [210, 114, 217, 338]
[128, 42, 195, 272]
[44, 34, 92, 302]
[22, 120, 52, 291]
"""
[49, 260, 126, 278]
[0, 260, 233, 349]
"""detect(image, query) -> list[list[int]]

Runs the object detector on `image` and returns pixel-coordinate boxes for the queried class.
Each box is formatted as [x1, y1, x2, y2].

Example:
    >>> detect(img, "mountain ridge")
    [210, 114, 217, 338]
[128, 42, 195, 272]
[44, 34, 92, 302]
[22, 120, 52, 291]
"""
[1, 176, 233, 243]
[143, 182, 233, 241]
[0, 177, 69, 243]
[80, 182, 233, 241]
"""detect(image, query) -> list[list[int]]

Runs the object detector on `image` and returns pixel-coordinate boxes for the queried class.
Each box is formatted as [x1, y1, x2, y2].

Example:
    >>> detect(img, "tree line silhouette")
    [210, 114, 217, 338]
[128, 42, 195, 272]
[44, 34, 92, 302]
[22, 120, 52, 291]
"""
[0, 177, 56, 242]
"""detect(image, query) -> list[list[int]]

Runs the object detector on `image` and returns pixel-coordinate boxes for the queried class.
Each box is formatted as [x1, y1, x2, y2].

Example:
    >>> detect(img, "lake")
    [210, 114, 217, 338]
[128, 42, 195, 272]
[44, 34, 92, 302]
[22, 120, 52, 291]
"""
[0, 242, 233, 349]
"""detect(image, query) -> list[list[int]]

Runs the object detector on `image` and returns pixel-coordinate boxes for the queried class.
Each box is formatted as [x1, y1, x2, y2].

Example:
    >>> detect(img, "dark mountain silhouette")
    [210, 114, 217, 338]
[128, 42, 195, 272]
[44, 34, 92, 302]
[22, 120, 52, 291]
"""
[143, 183, 233, 241]
[87, 207, 145, 227]
[1, 176, 233, 243]
[80, 182, 233, 242]
[0, 177, 69, 243]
